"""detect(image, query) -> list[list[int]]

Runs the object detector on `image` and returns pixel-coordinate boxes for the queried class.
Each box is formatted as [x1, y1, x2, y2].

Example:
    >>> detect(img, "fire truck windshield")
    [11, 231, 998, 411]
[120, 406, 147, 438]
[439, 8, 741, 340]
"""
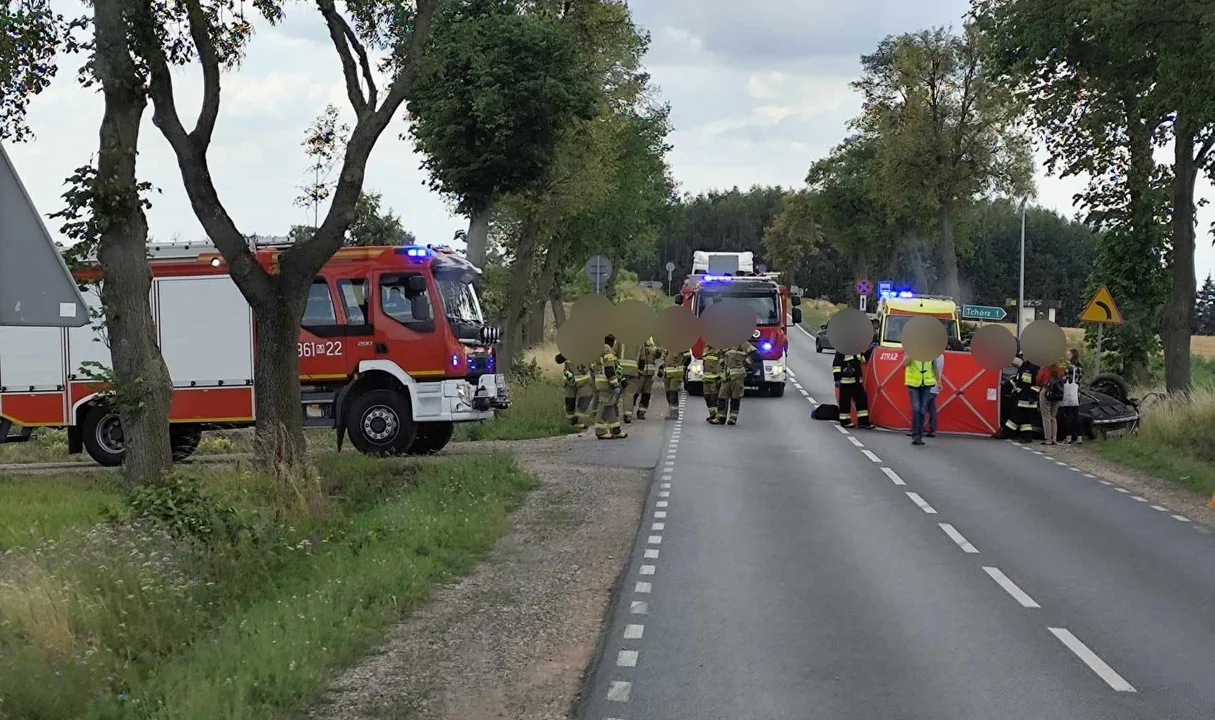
[436, 277, 484, 324]
[699, 292, 781, 326]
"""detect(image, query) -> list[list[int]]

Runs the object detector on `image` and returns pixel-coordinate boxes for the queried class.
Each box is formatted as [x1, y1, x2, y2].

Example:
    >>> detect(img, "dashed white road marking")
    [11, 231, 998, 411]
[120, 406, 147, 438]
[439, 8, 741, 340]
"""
[617, 650, 638, 667]
[835, 425, 850, 435]
[647, 535, 662, 545]
[799, 388, 809, 397]
[905, 492, 937, 514]
[882, 467, 906, 486]
[659, 490, 670, 497]
[861, 449, 882, 463]
[983, 566, 1040, 608]
[630, 600, 648, 614]
[644, 548, 659, 559]
[606, 681, 632, 702]
[807, 396, 817, 404]
[634, 582, 651, 593]
[1150, 504, 1167, 512]
[654, 511, 667, 520]
[657, 500, 668, 508]
[1055, 461, 1067, 466]
[624, 623, 645, 639]
[1099, 480, 1112, 486]
[1033, 450, 1045, 456]
[652, 522, 664, 530]
[939, 523, 979, 553]
[1049, 627, 1136, 692]
[1069, 467, 1081, 472]
[660, 482, 670, 488]
[1172, 515, 1192, 523]
[1083, 473, 1096, 478]
[1115, 487, 1130, 494]
[1132, 496, 1148, 503]
[639, 564, 655, 575]
[847, 436, 864, 447]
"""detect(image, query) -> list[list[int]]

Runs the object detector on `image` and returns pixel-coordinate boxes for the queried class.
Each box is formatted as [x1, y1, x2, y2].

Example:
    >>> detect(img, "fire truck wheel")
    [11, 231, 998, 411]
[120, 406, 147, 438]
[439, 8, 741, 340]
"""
[82, 405, 125, 467]
[347, 389, 417, 456]
[408, 422, 455, 455]
[685, 381, 703, 397]
[170, 426, 203, 462]
[768, 382, 786, 397]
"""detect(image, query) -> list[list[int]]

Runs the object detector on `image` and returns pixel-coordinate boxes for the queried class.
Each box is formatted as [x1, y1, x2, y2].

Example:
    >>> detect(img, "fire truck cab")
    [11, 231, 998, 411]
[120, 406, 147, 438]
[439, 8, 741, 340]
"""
[0, 239, 509, 466]
[677, 251, 801, 397]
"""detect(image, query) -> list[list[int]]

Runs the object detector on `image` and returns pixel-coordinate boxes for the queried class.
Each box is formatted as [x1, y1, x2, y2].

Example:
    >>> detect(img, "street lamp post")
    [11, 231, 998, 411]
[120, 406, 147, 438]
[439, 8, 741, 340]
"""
[1018, 197, 1027, 340]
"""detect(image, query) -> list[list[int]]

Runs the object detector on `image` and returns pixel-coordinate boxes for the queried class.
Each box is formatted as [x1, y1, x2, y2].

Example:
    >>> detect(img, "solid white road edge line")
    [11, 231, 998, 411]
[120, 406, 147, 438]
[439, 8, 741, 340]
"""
[1048, 627, 1136, 692]
[882, 467, 906, 485]
[905, 492, 938, 514]
[939, 523, 979, 553]
[983, 566, 1040, 608]
[862, 449, 882, 463]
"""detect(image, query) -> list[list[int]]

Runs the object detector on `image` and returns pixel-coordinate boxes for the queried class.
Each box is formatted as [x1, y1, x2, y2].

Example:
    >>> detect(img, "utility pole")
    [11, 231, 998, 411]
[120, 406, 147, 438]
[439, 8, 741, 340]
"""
[1018, 197, 1027, 340]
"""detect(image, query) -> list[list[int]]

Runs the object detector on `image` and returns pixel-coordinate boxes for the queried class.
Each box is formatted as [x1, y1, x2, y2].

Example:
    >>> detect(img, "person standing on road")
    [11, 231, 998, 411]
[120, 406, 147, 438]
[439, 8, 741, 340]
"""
[594, 335, 627, 440]
[613, 338, 642, 423]
[702, 345, 722, 423]
[832, 346, 873, 429]
[634, 338, 660, 420]
[1037, 358, 1065, 445]
[713, 341, 756, 426]
[903, 354, 938, 445]
[658, 345, 691, 419]
[1005, 353, 1041, 443]
[555, 352, 592, 430]
[1060, 349, 1084, 444]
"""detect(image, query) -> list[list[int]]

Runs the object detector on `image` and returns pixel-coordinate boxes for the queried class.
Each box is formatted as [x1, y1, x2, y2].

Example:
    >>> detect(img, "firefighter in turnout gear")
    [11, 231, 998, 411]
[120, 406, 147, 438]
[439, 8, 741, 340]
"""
[634, 338, 661, 420]
[713, 342, 758, 425]
[832, 347, 873, 428]
[614, 339, 642, 423]
[659, 346, 691, 419]
[555, 353, 592, 430]
[594, 335, 627, 439]
[1005, 353, 1041, 442]
[702, 345, 723, 423]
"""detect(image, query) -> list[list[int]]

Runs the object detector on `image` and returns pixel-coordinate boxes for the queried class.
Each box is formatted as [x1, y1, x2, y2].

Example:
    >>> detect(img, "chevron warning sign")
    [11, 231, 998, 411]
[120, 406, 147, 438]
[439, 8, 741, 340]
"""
[1079, 285, 1123, 325]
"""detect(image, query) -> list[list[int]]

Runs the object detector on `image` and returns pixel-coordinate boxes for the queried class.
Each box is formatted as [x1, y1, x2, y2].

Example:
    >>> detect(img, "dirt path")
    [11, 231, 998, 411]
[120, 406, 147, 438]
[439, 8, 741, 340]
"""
[307, 426, 661, 720]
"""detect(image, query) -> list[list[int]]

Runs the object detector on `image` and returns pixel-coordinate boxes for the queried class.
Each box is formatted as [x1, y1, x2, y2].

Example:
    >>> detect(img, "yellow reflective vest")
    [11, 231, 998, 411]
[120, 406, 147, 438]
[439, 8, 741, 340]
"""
[702, 347, 721, 379]
[904, 359, 937, 387]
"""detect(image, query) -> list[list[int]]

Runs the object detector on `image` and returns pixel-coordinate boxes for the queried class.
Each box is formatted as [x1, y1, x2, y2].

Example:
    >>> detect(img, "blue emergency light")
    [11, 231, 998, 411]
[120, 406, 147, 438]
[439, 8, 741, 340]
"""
[702, 274, 733, 283]
[897, 290, 914, 298]
[760, 341, 773, 353]
[396, 245, 431, 259]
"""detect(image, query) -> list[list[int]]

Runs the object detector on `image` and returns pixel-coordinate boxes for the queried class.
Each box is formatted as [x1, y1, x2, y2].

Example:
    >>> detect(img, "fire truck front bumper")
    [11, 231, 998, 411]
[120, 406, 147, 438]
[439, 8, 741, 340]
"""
[470, 373, 510, 412]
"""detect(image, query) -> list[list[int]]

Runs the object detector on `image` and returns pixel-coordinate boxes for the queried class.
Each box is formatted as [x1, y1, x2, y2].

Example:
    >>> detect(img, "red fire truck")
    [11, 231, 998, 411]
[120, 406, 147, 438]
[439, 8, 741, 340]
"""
[676, 251, 801, 397]
[0, 239, 509, 466]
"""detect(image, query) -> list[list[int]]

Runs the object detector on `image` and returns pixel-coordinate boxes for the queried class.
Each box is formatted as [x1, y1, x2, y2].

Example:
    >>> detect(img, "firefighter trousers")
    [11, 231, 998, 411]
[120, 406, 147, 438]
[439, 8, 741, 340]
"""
[704, 375, 721, 422]
[635, 373, 655, 419]
[621, 374, 641, 422]
[1005, 401, 1038, 441]
[715, 375, 744, 425]
[564, 383, 593, 428]
[594, 384, 625, 438]
[663, 372, 682, 418]
[838, 382, 871, 427]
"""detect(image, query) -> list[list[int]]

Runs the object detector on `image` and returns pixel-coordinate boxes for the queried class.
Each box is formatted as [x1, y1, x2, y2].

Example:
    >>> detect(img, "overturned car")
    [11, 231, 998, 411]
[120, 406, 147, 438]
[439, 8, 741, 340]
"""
[998, 367, 1140, 440]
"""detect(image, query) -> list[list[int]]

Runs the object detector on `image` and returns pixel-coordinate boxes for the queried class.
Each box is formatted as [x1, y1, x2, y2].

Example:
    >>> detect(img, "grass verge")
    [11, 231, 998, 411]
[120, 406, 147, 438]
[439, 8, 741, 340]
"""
[0, 453, 537, 720]
[454, 378, 580, 442]
[1091, 386, 1215, 499]
[0, 472, 123, 551]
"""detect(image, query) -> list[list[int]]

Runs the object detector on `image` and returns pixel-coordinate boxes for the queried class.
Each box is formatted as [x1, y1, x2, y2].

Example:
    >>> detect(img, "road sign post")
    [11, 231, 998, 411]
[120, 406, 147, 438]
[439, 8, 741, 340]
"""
[665, 261, 675, 295]
[584, 255, 613, 295]
[961, 304, 1007, 322]
[1079, 285, 1122, 377]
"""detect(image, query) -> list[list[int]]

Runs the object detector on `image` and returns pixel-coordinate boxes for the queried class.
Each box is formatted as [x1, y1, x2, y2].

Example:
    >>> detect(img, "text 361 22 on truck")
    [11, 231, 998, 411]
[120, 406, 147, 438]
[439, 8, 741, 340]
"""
[0, 240, 509, 466]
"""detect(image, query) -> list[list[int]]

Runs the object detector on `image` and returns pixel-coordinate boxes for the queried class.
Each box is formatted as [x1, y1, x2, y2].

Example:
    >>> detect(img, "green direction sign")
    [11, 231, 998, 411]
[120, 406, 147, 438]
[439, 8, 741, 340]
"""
[962, 304, 1007, 321]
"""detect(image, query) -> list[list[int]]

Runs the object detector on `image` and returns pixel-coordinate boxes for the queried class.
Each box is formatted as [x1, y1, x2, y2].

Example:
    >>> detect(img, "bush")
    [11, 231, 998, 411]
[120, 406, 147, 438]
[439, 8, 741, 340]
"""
[123, 472, 241, 545]
[508, 355, 544, 385]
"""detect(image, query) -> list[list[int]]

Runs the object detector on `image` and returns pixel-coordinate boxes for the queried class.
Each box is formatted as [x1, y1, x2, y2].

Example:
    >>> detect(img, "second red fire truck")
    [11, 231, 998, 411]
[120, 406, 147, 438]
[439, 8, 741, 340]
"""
[0, 239, 509, 466]
[677, 251, 801, 397]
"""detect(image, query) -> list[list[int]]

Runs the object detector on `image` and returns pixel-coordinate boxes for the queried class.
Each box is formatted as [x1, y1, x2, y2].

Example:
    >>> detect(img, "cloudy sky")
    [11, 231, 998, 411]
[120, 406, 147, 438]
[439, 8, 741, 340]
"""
[7, 0, 1215, 282]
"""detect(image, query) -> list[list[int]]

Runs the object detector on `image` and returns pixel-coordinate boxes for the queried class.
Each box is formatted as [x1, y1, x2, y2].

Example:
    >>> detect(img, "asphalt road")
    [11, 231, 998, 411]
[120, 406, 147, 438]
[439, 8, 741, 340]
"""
[578, 325, 1215, 720]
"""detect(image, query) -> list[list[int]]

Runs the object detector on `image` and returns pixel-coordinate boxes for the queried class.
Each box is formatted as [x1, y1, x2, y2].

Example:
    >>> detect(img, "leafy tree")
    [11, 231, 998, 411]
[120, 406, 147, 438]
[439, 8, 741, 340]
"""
[1196, 274, 1215, 335]
[973, 0, 1171, 383]
[3, 0, 179, 483]
[406, 0, 600, 270]
[294, 104, 349, 229]
[852, 24, 1035, 301]
[136, 0, 441, 475]
[347, 191, 416, 246]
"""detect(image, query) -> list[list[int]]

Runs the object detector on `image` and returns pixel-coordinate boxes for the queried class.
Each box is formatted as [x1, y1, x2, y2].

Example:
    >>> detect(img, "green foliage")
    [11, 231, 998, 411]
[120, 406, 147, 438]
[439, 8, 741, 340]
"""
[1196, 275, 1215, 335]
[295, 103, 349, 227]
[406, 0, 601, 215]
[347, 190, 417, 246]
[123, 472, 241, 545]
[454, 379, 578, 441]
[0, 0, 77, 141]
[508, 355, 543, 385]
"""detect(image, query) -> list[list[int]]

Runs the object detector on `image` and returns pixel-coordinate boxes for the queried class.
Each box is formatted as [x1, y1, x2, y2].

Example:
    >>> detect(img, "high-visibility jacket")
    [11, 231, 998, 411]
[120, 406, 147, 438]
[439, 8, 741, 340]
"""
[702, 347, 722, 380]
[1015, 360, 1040, 408]
[833, 353, 865, 384]
[722, 343, 752, 380]
[561, 361, 591, 388]
[595, 345, 619, 388]
[614, 341, 640, 377]
[904, 359, 937, 387]
[640, 340, 661, 373]
[660, 348, 690, 377]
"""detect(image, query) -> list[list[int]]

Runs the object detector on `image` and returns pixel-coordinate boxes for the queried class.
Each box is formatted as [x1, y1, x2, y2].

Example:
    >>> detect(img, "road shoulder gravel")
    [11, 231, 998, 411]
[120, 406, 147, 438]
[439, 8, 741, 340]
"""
[307, 429, 655, 720]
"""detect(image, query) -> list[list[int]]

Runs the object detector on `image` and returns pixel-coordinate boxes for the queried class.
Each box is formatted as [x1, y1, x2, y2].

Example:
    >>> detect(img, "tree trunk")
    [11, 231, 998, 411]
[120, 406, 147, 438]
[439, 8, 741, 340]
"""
[1163, 117, 1197, 393]
[550, 291, 566, 327]
[92, 0, 173, 484]
[251, 279, 310, 478]
[528, 238, 567, 344]
[500, 216, 541, 365]
[936, 205, 962, 300]
[465, 202, 494, 270]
